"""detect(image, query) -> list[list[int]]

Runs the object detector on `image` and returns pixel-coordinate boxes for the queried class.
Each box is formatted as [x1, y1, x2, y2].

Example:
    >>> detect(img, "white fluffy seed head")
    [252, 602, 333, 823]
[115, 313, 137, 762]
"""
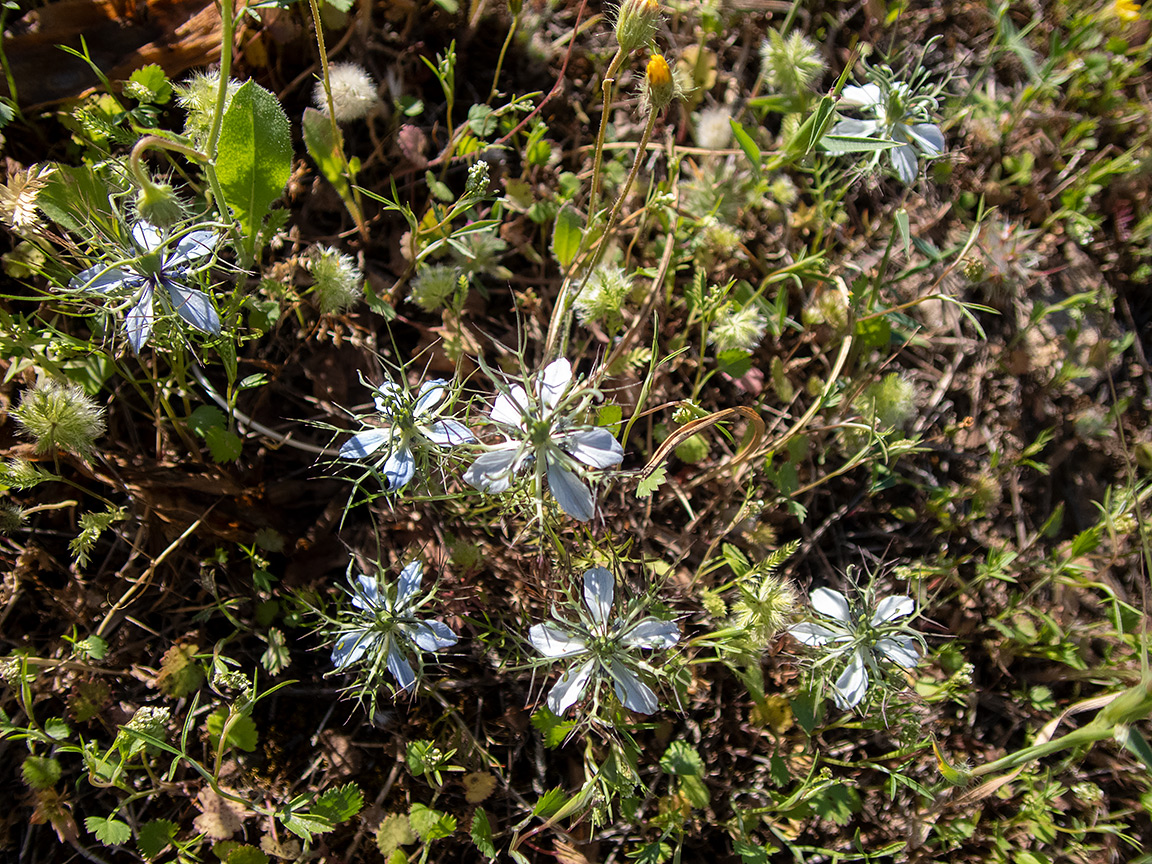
[694, 106, 733, 150]
[315, 63, 378, 122]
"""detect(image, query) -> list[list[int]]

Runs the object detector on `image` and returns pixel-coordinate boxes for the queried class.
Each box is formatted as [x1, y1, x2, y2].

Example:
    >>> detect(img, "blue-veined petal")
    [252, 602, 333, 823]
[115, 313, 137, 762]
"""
[788, 621, 846, 646]
[609, 658, 659, 714]
[166, 230, 220, 268]
[562, 427, 624, 469]
[331, 629, 376, 669]
[529, 622, 587, 657]
[425, 419, 474, 446]
[131, 221, 164, 252]
[386, 644, 417, 691]
[547, 457, 594, 521]
[832, 648, 869, 709]
[381, 441, 416, 490]
[621, 618, 680, 650]
[831, 117, 880, 138]
[351, 574, 381, 610]
[538, 359, 572, 410]
[906, 123, 945, 156]
[413, 379, 448, 417]
[840, 83, 883, 110]
[888, 140, 918, 184]
[582, 567, 614, 627]
[810, 587, 852, 625]
[396, 561, 423, 607]
[407, 620, 458, 651]
[877, 636, 919, 668]
[125, 285, 155, 353]
[546, 658, 594, 715]
[372, 379, 403, 415]
[164, 279, 220, 334]
[491, 386, 529, 427]
[871, 595, 914, 625]
[70, 264, 136, 294]
[464, 446, 522, 493]
[339, 427, 394, 460]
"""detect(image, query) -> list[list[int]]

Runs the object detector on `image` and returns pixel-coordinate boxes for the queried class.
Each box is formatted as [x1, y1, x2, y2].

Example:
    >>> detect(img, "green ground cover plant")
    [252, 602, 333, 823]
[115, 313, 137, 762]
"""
[1, 0, 1151, 861]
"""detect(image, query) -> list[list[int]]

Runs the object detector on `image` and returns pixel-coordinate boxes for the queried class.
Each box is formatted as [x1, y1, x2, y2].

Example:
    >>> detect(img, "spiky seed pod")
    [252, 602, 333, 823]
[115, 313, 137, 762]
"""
[13, 380, 106, 459]
[615, 0, 662, 55]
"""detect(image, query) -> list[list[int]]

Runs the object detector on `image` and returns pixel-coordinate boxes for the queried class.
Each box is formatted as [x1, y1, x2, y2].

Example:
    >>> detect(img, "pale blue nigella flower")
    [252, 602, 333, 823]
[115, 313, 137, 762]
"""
[69, 222, 221, 352]
[530, 567, 680, 715]
[832, 82, 945, 184]
[789, 586, 920, 709]
[340, 378, 474, 491]
[330, 561, 458, 692]
[464, 359, 623, 521]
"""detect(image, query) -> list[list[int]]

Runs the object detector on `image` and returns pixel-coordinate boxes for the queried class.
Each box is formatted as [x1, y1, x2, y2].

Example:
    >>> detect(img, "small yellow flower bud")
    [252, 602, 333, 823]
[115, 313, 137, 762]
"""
[615, 0, 662, 55]
[644, 54, 676, 113]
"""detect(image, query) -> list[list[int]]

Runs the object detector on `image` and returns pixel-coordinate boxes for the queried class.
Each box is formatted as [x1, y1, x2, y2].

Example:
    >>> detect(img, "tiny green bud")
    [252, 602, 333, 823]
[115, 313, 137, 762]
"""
[13, 380, 106, 459]
[135, 179, 186, 229]
[615, 0, 662, 55]
[465, 160, 490, 200]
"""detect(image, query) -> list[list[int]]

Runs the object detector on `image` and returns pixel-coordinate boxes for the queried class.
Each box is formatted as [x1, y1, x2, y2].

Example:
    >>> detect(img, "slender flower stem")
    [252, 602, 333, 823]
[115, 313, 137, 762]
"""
[584, 47, 625, 234]
[487, 13, 520, 104]
[128, 136, 208, 189]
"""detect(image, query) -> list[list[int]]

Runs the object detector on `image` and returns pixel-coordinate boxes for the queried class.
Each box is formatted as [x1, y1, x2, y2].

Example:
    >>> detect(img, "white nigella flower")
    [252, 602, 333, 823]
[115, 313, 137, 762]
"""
[530, 567, 680, 715]
[832, 81, 945, 184]
[464, 358, 623, 522]
[340, 377, 474, 491]
[69, 222, 221, 352]
[789, 586, 921, 710]
[330, 561, 458, 692]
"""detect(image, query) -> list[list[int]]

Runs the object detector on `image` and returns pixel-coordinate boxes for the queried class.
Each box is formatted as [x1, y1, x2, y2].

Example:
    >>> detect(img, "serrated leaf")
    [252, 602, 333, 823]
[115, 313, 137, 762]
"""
[408, 803, 455, 841]
[531, 787, 567, 818]
[156, 643, 204, 697]
[126, 64, 172, 104]
[628, 841, 671, 864]
[216, 80, 291, 254]
[206, 707, 258, 753]
[44, 717, 71, 740]
[551, 204, 582, 268]
[854, 315, 891, 350]
[728, 119, 761, 170]
[470, 809, 496, 859]
[188, 405, 227, 436]
[376, 813, 416, 855]
[660, 741, 705, 776]
[21, 756, 61, 790]
[462, 771, 497, 804]
[529, 707, 576, 749]
[218, 843, 268, 864]
[314, 783, 364, 823]
[635, 465, 667, 499]
[204, 426, 243, 462]
[86, 816, 131, 846]
[678, 774, 711, 808]
[137, 819, 178, 859]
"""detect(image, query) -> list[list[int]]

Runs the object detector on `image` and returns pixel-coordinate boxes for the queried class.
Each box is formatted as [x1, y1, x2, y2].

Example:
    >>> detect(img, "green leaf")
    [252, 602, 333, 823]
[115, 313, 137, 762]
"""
[218, 843, 268, 864]
[531, 787, 566, 818]
[137, 819, 178, 859]
[854, 315, 892, 350]
[302, 106, 349, 193]
[314, 783, 364, 823]
[204, 426, 243, 462]
[376, 813, 416, 855]
[782, 94, 838, 161]
[678, 774, 711, 808]
[408, 803, 456, 841]
[733, 840, 777, 863]
[44, 717, 71, 741]
[894, 207, 910, 258]
[467, 103, 497, 137]
[279, 806, 333, 841]
[1119, 727, 1152, 775]
[216, 80, 291, 251]
[728, 119, 761, 170]
[21, 756, 61, 790]
[470, 809, 496, 860]
[206, 707, 258, 753]
[125, 64, 172, 104]
[636, 465, 667, 499]
[722, 542, 750, 577]
[551, 204, 582, 269]
[188, 405, 227, 436]
[660, 741, 705, 776]
[628, 841, 672, 863]
[717, 349, 752, 378]
[86, 816, 131, 846]
[529, 707, 576, 749]
[819, 134, 900, 154]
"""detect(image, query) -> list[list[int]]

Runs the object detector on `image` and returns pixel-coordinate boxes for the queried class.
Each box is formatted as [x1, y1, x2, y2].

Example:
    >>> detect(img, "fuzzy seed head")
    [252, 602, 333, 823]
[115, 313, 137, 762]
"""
[177, 72, 239, 146]
[0, 505, 26, 535]
[759, 30, 825, 97]
[316, 63, 378, 122]
[859, 373, 917, 430]
[0, 164, 53, 232]
[710, 302, 768, 353]
[309, 245, 363, 314]
[574, 266, 633, 331]
[731, 574, 797, 646]
[409, 263, 462, 312]
[615, 0, 662, 55]
[13, 380, 106, 459]
[693, 106, 733, 150]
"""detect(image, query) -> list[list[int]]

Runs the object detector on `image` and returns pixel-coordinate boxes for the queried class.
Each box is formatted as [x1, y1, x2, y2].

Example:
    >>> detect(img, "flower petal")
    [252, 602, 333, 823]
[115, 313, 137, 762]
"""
[889, 140, 918, 184]
[425, 419, 474, 446]
[906, 122, 945, 156]
[413, 379, 448, 416]
[166, 230, 220, 268]
[351, 574, 381, 610]
[582, 567, 614, 626]
[407, 620, 458, 651]
[871, 595, 914, 625]
[164, 280, 220, 334]
[877, 636, 919, 668]
[810, 587, 852, 625]
[609, 658, 659, 714]
[386, 644, 417, 691]
[788, 621, 844, 646]
[331, 629, 375, 669]
[70, 264, 135, 294]
[131, 221, 164, 252]
[621, 618, 680, 650]
[547, 457, 595, 521]
[339, 427, 394, 460]
[529, 622, 587, 657]
[840, 83, 882, 109]
[546, 658, 594, 715]
[464, 446, 522, 493]
[832, 649, 869, 709]
[491, 386, 529, 427]
[831, 117, 880, 138]
[538, 359, 572, 410]
[562, 427, 624, 469]
[396, 561, 423, 606]
[381, 442, 416, 490]
[125, 286, 155, 353]
[373, 379, 403, 414]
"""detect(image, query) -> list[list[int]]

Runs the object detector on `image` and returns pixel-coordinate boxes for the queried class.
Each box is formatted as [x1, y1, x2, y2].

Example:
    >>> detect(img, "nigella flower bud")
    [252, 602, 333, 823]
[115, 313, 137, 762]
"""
[615, 0, 662, 55]
[316, 63, 378, 122]
[643, 53, 676, 114]
[13, 380, 106, 459]
[135, 178, 186, 230]
[309, 245, 364, 314]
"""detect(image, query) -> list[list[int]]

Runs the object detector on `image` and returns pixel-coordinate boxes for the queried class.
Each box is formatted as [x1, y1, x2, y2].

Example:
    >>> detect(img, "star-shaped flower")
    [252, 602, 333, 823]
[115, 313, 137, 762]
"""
[464, 359, 623, 521]
[330, 561, 458, 692]
[340, 377, 474, 491]
[833, 82, 945, 184]
[69, 222, 221, 352]
[789, 586, 921, 709]
[530, 567, 680, 715]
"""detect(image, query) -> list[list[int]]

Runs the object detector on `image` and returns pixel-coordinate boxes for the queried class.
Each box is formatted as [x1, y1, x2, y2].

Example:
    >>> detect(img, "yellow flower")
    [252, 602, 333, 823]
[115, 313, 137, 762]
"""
[1114, 0, 1141, 21]
[643, 54, 677, 114]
